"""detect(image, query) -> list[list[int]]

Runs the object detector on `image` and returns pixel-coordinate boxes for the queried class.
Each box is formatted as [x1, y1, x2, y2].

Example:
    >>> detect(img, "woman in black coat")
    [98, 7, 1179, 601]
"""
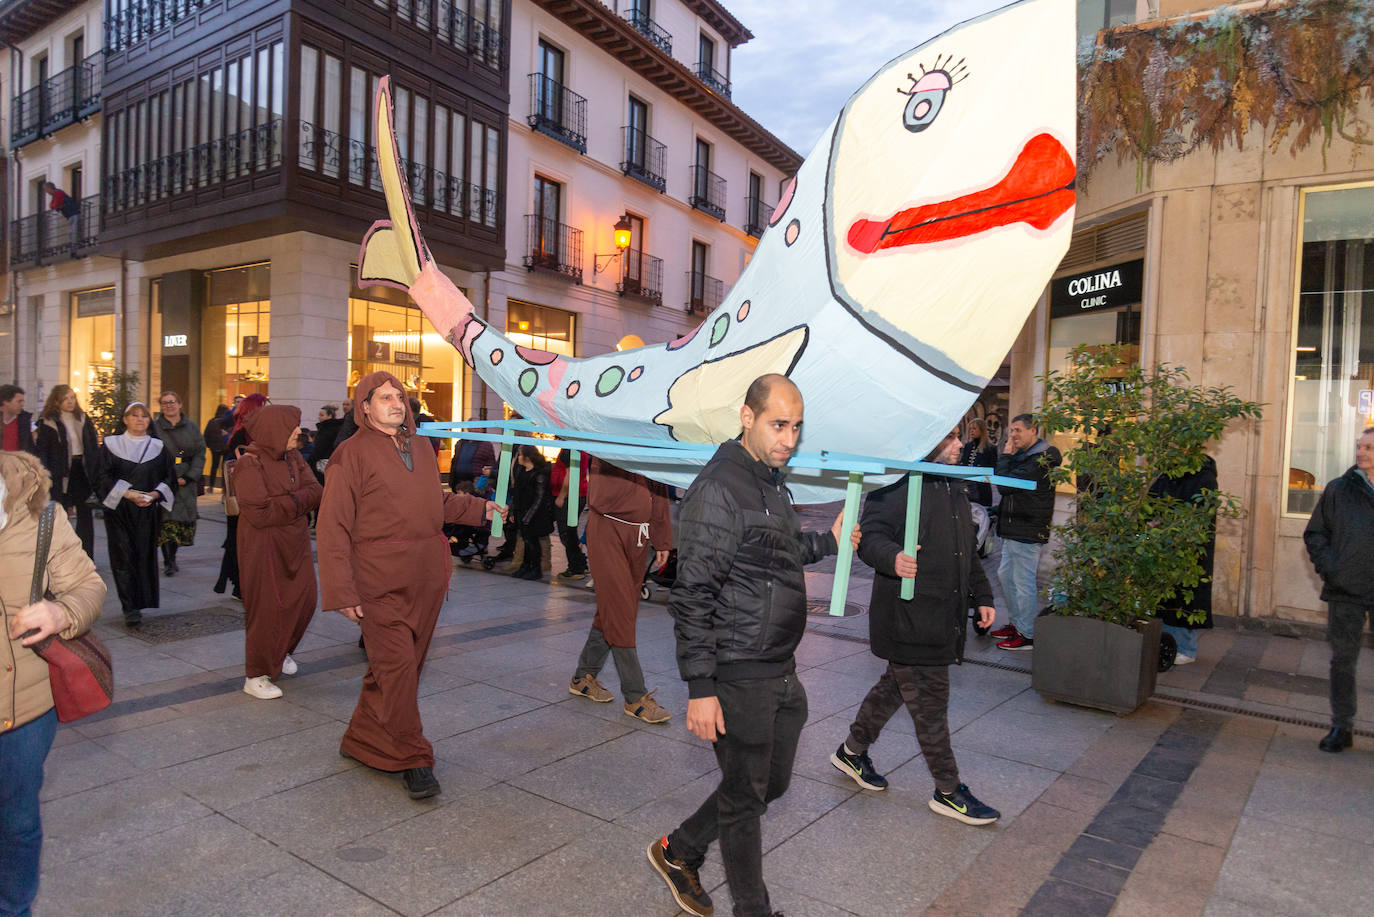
[1149, 454, 1218, 664]
[34, 384, 100, 558]
[512, 445, 554, 580]
[958, 417, 998, 507]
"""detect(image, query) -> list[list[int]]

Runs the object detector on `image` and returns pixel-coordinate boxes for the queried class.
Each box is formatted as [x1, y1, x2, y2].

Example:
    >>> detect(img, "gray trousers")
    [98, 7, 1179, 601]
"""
[574, 626, 646, 701]
[1329, 601, 1372, 730]
[846, 661, 960, 794]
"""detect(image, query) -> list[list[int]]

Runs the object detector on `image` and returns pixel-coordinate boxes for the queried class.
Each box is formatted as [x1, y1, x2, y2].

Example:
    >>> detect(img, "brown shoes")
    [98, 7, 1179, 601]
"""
[625, 690, 671, 724]
[569, 674, 614, 703]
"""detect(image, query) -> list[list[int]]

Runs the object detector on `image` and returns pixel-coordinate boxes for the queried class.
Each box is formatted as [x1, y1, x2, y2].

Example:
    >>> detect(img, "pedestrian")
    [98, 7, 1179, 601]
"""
[408, 396, 442, 455]
[215, 394, 267, 598]
[989, 413, 1062, 650]
[448, 419, 496, 489]
[312, 403, 343, 482]
[203, 405, 232, 492]
[316, 371, 504, 799]
[552, 448, 589, 579]
[511, 445, 554, 580]
[1303, 426, 1374, 753]
[648, 373, 858, 917]
[231, 405, 323, 700]
[0, 451, 106, 917]
[1, 384, 35, 455]
[568, 456, 672, 723]
[332, 396, 359, 452]
[151, 391, 204, 576]
[1149, 454, 1218, 666]
[34, 384, 99, 558]
[958, 417, 998, 507]
[829, 431, 1001, 825]
[94, 402, 176, 626]
[43, 181, 81, 246]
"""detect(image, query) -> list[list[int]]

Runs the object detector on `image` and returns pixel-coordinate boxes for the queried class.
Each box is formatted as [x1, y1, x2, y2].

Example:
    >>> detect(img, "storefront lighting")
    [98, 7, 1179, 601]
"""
[1295, 346, 1317, 352]
[99, 351, 113, 361]
[593, 214, 634, 274]
[518, 321, 530, 331]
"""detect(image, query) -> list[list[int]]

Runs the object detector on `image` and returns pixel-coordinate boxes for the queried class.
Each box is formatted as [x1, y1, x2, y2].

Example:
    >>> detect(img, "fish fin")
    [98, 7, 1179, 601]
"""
[356, 76, 426, 291]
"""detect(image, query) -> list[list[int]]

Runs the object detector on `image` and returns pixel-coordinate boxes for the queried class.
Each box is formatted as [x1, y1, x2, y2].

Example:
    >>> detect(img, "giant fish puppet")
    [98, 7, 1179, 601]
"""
[358, 0, 1076, 502]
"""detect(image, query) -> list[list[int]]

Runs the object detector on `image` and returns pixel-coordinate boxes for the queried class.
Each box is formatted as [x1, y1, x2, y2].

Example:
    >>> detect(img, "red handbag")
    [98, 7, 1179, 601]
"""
[25, 503, 113, 722]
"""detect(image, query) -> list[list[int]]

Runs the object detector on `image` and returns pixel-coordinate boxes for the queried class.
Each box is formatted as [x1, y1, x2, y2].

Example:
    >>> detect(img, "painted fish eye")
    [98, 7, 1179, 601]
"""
[903, 89, 946, 132]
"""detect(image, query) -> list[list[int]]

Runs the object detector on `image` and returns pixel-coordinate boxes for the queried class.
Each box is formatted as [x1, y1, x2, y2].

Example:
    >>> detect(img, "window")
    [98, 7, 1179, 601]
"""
[627, 96, 648, 169]
[205, 263, 272, 404]
[1286, 184, 1374, 515]
[507, 300, 575, 357]
[469, 120, 499, 226]
[1077, 0, 1136, 44]
[69, 287, 116, 405]
[532, 175, 562, 261]
[698, 34, 714, 74]
[694, 138, 711, 197]
[690, 240, 708, 303]
[537, 40, 565, 123]
[623, 212, 646, 285]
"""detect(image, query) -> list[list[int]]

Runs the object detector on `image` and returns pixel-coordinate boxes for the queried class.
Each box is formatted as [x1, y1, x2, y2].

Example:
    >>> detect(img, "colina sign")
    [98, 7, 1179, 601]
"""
[1066, 269, 1123, 299]
[1050, 258, 1144, 318]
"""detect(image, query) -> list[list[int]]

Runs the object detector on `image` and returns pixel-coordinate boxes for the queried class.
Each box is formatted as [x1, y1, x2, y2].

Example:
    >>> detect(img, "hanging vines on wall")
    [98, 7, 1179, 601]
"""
[1078, 0, 1374, 189]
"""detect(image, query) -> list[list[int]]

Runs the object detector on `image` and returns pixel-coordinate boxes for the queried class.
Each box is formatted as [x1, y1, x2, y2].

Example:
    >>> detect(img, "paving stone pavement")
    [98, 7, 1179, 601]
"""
[28, 496, 1374, 916]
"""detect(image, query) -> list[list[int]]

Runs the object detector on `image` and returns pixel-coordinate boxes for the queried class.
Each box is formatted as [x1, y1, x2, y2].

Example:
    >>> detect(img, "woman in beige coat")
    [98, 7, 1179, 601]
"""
[0, 451, 106, 915]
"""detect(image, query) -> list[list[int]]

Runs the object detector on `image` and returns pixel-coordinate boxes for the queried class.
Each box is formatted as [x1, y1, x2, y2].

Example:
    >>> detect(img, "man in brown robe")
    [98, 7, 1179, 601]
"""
[568, 457, 673, 723]
[317, 371, 503, 799]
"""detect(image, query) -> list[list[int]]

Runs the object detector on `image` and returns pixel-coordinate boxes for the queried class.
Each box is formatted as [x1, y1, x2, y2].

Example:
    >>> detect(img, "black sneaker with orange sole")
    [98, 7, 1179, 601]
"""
[647, 836, 713, 917]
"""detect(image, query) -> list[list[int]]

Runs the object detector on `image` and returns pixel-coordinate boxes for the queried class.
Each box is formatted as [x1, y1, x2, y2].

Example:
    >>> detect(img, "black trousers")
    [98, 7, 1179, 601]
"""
[846, 661, 960, 794]
[556, 512, 586, 573]
[1329, 601, 1372, 730]
[669, 673, 807, 917]
[63, 460, 95, 559]
[206, 451, 224, 490]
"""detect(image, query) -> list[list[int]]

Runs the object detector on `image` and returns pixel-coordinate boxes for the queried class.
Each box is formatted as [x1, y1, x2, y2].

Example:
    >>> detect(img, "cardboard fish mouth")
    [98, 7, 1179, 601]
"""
[846, 133, 1075, 254]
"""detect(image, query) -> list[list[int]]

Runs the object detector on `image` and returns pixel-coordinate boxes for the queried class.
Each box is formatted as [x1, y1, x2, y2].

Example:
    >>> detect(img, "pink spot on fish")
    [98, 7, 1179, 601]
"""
[667, 323, 703, 351]
[770, 178, 796, 225]
[516, 345, 559, 366]
[537, 359, 568, 427]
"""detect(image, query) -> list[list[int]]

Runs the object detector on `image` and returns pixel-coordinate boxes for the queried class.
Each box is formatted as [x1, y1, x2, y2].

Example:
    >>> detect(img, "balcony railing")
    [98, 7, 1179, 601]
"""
[689, 166, 727, 221]
[695, 62, 731, 98]
[524, 214, 583, 283]
[685, 270, 723, 315]
[10, 52, 103, 148]
[619, 251, 664, 305]
[104, 120, 281, 213]
[298, 121, 498, 226]
[9, 196, 101, 269]
[621, 127, 666, 193]
[105, 0, 212, 53]
[528, 73, 588, 153]
[624, 9, 672, 54]
[744, 197, 774, 238]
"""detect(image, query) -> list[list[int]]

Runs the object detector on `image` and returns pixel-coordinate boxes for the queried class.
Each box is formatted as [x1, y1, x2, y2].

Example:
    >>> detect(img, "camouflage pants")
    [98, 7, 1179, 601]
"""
[846, 662, 959, 794]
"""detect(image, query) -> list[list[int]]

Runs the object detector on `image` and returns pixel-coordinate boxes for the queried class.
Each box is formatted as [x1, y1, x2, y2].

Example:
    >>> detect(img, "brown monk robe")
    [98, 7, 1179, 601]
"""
[569, 458, 673, 723]
[316, 371, 494, 798]
[233, 404, 322, 697]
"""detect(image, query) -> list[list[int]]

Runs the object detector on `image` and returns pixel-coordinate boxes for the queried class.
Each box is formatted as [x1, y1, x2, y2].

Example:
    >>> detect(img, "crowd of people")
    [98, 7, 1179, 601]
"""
[2, 374, 1371, 917]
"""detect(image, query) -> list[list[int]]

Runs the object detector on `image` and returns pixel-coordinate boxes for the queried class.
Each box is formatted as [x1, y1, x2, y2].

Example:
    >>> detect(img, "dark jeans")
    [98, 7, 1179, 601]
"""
[0, 707, 58, 917]
[557, 512, 586, 573]
[669, 673, 807, 917]
[1328, 601, 1372, 730]
[574, 626, 646, 700]
[206, 451, 223, 491]
[63, 460, 94, 559]
[847, 662, 959, 794]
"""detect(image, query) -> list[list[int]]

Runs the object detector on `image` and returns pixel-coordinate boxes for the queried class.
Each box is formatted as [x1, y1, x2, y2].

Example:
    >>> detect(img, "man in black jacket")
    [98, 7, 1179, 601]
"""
[648, 373, 857, 917]
[829, 432, 1000, 825]
[990, 413, 1062, 650]
[1304, 427, 1374, 753]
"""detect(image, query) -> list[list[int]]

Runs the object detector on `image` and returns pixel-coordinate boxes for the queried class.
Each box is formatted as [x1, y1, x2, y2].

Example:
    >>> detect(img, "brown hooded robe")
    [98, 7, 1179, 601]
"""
[587, 458, 672, 647]
[317, 372, 488, 770]
[233, 405, 322, 679]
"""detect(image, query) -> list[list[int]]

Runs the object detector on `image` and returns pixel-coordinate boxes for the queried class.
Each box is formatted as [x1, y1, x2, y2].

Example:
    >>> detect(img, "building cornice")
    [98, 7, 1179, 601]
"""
[532, 0, 801, 174]
[680, 0, 751, 47]
[0, 0, 83, 45]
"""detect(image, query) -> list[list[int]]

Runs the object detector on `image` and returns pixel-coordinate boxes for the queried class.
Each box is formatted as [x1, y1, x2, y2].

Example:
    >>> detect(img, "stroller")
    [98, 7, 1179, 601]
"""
[640, 550, 677, 600]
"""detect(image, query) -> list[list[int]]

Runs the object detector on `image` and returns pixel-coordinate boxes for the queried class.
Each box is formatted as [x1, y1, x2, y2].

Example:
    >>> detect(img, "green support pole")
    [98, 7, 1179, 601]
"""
[900, 473, 923, 601]
[829, 470, 865, 616]
[567, 450, 581, 526]
[491, 440, 513, 540]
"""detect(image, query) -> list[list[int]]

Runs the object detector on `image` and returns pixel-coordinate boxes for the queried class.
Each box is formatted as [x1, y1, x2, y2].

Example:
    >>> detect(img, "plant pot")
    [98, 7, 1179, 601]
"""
[1031, 615, 1162, 715]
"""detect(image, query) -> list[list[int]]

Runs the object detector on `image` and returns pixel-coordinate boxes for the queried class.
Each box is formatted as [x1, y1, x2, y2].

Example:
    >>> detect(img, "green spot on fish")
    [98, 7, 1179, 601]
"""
[710, 314, 729, 347]
[519, 368, 539, 396]
[596, 366, 625, 397]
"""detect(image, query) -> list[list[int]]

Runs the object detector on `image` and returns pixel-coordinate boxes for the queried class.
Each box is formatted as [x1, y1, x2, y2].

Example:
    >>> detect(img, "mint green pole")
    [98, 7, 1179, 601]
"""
[567, 450, 581, 526]
[491, 441, 513, 540]
[900, 473, 923, 601]
[829, 471, 864, 616]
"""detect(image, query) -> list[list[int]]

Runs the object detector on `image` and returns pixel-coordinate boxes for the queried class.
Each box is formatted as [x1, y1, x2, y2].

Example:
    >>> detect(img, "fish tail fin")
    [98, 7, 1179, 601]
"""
[356, 76, 427, 291]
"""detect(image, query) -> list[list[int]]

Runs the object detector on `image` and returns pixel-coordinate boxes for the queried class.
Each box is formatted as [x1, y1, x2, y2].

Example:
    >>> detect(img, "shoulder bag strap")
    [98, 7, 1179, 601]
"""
[31, 501, 58, 605]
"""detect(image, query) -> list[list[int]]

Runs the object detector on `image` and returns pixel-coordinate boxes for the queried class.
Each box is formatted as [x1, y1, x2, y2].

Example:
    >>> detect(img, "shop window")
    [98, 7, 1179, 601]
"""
[203, 264, 271, 409]
[1286, 184, 1374, 515]
[69, 287, 116, 404]
[507, 300, 574, 357]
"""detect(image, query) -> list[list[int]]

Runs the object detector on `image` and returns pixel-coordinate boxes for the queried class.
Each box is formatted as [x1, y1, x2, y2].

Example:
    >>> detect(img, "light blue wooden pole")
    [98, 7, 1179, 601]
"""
[829, 471, 864, 616]
[491, 441, 513, 540]
[567, 450, 581, 526]
[900, 473, 923, 601]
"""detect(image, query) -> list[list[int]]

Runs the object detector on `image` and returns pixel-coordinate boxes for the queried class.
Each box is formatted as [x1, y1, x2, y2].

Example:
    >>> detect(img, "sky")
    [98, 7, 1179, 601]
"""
[722, 0, 1010, 157]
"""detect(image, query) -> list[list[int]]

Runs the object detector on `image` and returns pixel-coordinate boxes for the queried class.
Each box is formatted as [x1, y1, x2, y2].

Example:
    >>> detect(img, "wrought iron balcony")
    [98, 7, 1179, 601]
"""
[528, 73, 587, 153]
[524, 214, 584, 283]
[744, 197, 774, 238]
[695, 62, 731, 98]
[105, 0, 211, 53]
[9, 52, 102, 148]
[624, 9, 672, 54]
[621, 127, 666, 193]
[103, 120, 281, 214]
[9, 196, 101, 269]
[689, 166, 727, 221]
[435, 2, 507, 68]
[619, 251, 664, 305]
[685, 270, 723, 315]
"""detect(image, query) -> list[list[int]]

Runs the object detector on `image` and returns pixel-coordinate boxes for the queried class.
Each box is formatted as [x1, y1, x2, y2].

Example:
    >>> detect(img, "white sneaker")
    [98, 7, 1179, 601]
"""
[1173, 653, 1196, 666]
[280, 654, 298, 676]
[244, 675, 283, 699]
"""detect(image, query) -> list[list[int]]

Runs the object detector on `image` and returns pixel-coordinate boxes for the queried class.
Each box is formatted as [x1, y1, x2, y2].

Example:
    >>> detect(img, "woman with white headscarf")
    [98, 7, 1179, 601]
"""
[93, 402, 176, 626]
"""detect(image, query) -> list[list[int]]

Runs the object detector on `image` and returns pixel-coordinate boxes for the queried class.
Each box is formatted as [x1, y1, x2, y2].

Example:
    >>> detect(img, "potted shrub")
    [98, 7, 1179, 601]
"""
[87, 368, 141, 438]
[1031, 345, 1261, 714]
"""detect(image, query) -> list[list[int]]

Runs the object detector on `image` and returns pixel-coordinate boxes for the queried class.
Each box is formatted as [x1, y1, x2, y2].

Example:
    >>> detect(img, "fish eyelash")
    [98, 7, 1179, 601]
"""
[896, 54, 970, 95]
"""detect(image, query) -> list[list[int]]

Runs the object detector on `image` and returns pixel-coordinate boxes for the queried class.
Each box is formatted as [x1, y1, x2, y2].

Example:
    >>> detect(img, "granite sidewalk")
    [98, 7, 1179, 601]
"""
[29, 497, 1374, 916]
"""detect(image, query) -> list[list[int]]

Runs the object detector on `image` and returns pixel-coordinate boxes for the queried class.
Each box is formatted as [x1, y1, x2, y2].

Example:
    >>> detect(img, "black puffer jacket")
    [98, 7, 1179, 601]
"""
[995, 439, 1062, 543]
[671, 440, 838, 698]
[1303, 467, 1374, 605]
[861, 474, 993, 666]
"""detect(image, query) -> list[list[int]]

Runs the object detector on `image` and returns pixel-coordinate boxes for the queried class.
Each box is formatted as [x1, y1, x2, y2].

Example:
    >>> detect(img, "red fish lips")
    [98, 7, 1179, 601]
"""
[846, 133, 1075, 254]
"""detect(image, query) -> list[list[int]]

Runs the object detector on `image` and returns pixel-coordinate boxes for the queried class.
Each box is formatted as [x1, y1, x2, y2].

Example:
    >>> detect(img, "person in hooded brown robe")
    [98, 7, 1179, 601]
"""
[316, 371, 502, 799]
[568, 457, 673, 723]
[232, 404, 323, 699]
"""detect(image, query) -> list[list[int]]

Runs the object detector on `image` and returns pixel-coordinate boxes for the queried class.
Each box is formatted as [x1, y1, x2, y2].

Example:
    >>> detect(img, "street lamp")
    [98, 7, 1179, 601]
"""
[594, 214, 633, 274]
